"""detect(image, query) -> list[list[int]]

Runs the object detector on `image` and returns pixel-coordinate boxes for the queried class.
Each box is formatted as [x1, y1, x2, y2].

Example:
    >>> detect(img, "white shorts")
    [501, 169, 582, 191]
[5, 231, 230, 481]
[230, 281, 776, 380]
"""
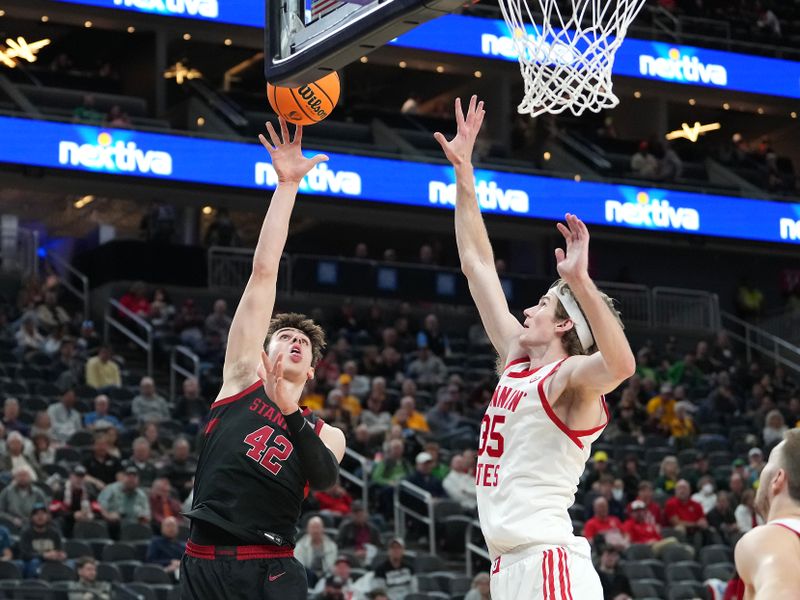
[489, 541, 602, 600]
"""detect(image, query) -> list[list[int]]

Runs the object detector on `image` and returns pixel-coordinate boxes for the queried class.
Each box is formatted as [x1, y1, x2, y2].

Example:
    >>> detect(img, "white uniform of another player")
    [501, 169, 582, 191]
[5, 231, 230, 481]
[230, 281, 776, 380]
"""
[476, 356, 609, 599]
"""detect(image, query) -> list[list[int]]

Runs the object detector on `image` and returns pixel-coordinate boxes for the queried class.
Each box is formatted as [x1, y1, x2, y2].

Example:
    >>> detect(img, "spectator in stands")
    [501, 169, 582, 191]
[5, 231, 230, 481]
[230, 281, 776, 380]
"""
[2, 398, 29, 437]
[669, 401, 697, 448]
[204, 299, 232, 344]
[119, 282, 151, 318]
[736, 278, 764, 321]
[132, 377, 170, 423]
[29, 411, 52, 440]
[707, 491, 739, 545]
[630, 141, 658, 178]
[52, 338, 83, 390]
[336, 501, 381, 560]
[31, 432, 55, 467]
[106, 104, 131, 128]
[664, 479, 711, 550]
[15, 315, 44, 356]
[173, 377, 208, 434]
[407, 343, 448, 387]
[43, 324, 69, 355]
[360, 393, 392, 438]
[77, 320, 100, 355]
[313, 479, 353, 516]
[47, 388, 82, 444]
[337, 375, 363, 420]
[596, 544, 632, 600]
[148, 477, 182, 528]
[443, 454, 477, 512]
[646, 384, 676, 434]
[619, 455, 641, 502]
[311, 555, 357, 598]
[69, 557, 111, 600]
[406, 452, 446, 498]
[148, 288, 175, 329]
[83, 434, 121, 487]
[372, 538, 416, 600]
[393, 396, 430, 434]
[582, 450, 611, 491]
[84, 345, 121, 390]
[342, 360, 370, 398]
[691, 475, 718, 515]
[621, 500, 661, 545]
[19, 502, 66, 578]
[301, 379, 325, 412]
[141, 422, 166, 458]
[295, 516, 338, 586]
[53, 465, 95, 537]
[0, 431, 43, 480]
[98, 465, 150, 530]
[755, 4, 781, 38]
[129, 437, 157, 486]
[763, 409, 788, 446]
[684, 453, 712, 490]
[583, 497, 624, 546]
[35, 291, 71, 333]
[72, 94, 104, 125]
[84, 395, 122, 431]
[417, 314, 449, 357]
[464, 572, 490, 600]
[371, 439, 412, 519]
[734, 488, 764, 533]
[146, 516, 184, 577]
[348, 424, 375, 459]
[425, 394, 464, 437]
[655, 455, 680, 495]
[418, 244, 435, 266]
[204, 207, 240, 247]
[746, 447, 766, 485]
[728, 471, 745, 507]
[159, 438, 197, 500]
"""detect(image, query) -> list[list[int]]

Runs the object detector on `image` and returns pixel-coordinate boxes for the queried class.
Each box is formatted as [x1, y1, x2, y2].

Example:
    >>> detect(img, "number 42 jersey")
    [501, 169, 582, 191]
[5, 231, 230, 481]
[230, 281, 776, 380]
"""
[475, 358, 609, 559]
[185, 380, 325, 545]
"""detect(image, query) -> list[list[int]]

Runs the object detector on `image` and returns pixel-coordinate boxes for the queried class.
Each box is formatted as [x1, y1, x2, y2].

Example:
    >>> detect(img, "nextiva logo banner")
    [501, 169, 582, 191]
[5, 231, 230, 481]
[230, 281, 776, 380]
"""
[1, 115, 799, 245]
[52, 0, 264, 27]
[390, 15, 800, 99]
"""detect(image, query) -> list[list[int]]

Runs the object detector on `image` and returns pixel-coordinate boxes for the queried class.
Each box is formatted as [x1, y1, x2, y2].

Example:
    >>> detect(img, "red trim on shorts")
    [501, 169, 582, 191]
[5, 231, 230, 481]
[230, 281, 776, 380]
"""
[212, 380, 262, 408]
[537, 359, 609, 450]
[773, 523, 800, 537]
[557, 548, 566, 600]
[185, 540, 294, 561]
[541, 550, 549, 600]
[547, 550, 556, 600]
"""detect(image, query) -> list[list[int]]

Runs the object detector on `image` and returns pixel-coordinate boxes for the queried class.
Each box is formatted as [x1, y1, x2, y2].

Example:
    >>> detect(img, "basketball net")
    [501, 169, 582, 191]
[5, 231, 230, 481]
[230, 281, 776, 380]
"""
[497, 0, 647, 117]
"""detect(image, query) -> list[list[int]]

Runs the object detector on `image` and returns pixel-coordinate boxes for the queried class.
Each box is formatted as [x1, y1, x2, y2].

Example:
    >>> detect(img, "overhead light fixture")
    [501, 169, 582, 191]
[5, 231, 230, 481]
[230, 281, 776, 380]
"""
[792, 111, 798, 119]
[74, 195, 96, 209]
[84, 20, 92, 28]
[474, 70, 482, 78]
[0, 10, 5, 17]
[543, 151, 551, 161]
[757, 107, 764, 114]
[224, 38, 232, 46]
[127, 26, 135, 33]
[164, 61, 202, 84]
[398, 61, 407, 68]
[723, 102, 730, 110]
[196, 116, 205, 126]
[665, 121, 721, 143]
[359, 56, 368, 63]
[0, 37, 51, 68]
[202, 206, 213, 215]
[633, 90, 641, 99]
[41, 15, 49, 22]
[183, 33, 191, 41]
[574, 174, 582, 182]
[435, 65, 444, 73]
[688, 98, 696, 106]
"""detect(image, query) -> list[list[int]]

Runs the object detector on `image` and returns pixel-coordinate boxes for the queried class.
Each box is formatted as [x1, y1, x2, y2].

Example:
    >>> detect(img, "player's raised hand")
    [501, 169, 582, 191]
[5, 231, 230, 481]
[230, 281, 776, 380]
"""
[555, 213, 590, 284]
[257, 350, 299, 414]
[258, 117, 329, 186]
[434, 95, 486, 167]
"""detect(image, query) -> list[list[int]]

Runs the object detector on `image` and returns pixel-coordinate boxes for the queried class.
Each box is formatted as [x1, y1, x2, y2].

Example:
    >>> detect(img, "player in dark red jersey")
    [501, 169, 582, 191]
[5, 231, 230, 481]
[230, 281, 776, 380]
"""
[180, 118, 346, 600]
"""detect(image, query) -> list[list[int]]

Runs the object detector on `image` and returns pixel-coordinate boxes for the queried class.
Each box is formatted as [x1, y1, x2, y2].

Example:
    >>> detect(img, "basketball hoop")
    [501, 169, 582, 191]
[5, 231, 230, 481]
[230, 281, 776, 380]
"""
[497, 0, 647, 117]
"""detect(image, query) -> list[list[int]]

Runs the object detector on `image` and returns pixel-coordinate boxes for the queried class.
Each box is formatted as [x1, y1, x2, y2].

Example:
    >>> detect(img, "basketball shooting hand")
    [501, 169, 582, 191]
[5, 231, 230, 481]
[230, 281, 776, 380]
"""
[555, 213, 590, 285]
[258, 117, 329, 185]
[257, 350, 299, 415]
[433, 95, 485, 167]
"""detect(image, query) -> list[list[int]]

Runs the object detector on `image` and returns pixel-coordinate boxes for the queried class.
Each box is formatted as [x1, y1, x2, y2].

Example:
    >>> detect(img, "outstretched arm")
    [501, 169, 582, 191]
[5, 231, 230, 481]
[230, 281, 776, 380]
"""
[221, 119, 328, 389]
[434, 96, 523, 363]
[555, 214, 635, 396]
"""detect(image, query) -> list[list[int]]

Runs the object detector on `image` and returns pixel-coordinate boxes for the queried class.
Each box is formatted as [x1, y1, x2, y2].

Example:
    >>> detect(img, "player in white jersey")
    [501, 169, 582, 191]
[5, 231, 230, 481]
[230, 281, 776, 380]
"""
[735, 428, 800, 599]
[435, 96, 636, 600]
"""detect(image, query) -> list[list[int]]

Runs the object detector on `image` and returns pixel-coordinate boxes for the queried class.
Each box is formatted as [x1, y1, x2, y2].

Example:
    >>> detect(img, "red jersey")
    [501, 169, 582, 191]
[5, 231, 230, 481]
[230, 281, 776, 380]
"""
[583, 515, 623, 543]
[621, 518, 661, 544]
[626, 499, 663, 525]
[664, 497, 705, 525]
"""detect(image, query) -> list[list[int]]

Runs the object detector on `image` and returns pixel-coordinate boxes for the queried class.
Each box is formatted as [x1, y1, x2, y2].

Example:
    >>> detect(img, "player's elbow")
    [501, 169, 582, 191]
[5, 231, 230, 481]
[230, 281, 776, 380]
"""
[613, 358, 636, 380]
[251, 263, 278, 280]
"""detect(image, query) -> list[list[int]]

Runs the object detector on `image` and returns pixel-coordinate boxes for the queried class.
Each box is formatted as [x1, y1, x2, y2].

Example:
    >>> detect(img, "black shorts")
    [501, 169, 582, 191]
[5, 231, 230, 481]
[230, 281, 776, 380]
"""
[180, 541, 308, 600]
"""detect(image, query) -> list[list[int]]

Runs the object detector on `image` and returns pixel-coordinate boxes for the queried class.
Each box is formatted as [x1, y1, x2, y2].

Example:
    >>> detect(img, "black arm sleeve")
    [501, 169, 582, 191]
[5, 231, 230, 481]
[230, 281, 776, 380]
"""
[284, 410, 339, 490]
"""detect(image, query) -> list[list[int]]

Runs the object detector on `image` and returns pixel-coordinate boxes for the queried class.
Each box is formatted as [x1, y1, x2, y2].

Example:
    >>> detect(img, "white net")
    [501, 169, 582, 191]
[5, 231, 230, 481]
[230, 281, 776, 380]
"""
[497, 0, 647, 117]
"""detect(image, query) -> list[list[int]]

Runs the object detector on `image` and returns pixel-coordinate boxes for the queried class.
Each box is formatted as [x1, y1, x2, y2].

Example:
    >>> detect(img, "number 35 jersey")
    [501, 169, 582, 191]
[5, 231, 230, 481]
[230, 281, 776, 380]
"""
[475, 358, 609, 559]
[185, 380, 325, 545]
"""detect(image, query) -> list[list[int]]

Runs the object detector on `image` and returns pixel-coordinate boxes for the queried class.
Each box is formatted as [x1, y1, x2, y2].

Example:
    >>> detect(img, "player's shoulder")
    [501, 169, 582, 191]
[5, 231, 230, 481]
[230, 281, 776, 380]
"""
[737, 522, 798, 556]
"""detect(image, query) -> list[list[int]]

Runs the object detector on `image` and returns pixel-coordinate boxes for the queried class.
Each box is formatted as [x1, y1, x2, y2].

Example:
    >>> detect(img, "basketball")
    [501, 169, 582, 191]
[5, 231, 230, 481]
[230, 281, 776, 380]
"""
[267, 72, 340, 126]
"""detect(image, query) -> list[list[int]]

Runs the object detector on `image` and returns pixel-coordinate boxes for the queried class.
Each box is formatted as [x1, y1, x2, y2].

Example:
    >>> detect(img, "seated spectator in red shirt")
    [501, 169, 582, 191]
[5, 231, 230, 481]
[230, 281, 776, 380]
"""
[148, 478, 182, 528]
[664, 479, 707, 529]
[314, 480, 353, 516]
[622, 500, 662, 544]
[119, 282, 150, 318]
[583, 497, 623, 545]
[626, 480, 663, 526]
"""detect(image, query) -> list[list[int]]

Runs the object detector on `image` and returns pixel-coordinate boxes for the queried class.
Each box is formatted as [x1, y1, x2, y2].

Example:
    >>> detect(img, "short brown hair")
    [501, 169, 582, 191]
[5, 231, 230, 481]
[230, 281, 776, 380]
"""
[781, 428, 800, 502]
[549, 279, 623, 357]
[266, 312, 326, 367]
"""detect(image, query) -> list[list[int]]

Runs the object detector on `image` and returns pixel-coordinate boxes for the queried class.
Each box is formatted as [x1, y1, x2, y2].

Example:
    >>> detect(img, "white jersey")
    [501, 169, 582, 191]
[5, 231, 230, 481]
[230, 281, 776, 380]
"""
[475, 357, 609, 559]
[770, 518, 800, 537]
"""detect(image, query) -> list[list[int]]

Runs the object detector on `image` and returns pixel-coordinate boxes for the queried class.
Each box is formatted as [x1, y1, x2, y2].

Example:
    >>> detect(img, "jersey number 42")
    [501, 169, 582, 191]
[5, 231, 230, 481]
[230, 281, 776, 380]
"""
[243, 425, 294, 475]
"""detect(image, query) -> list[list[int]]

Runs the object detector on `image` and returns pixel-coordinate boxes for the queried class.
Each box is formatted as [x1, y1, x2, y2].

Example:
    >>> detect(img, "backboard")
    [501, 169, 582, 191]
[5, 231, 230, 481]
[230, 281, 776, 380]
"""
[265, 0, 464, 86]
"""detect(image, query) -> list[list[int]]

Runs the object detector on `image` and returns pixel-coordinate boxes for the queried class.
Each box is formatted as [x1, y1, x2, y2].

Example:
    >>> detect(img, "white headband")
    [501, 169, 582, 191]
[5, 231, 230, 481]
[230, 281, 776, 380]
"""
[552, 287, 594, 351]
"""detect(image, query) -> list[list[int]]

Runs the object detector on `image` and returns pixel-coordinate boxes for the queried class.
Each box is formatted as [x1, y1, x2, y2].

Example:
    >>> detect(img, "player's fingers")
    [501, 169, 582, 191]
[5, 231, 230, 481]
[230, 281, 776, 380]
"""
[576, 215, 590, 239]
[292, 123, 303, 145]
[258, 134, 276, 153]
[455, 97, 465, 129]
[309, 154, 329, 168]
[554, 247, 566, 263]
[556, 221, 572, 241]
[260, 350, 272, 373]
[433, 132, 449, 149]
[279, 117, 291, 145]
[275, 353, 284, 379]
[468, 95, 477, 118]
[265, 121, 282, 148]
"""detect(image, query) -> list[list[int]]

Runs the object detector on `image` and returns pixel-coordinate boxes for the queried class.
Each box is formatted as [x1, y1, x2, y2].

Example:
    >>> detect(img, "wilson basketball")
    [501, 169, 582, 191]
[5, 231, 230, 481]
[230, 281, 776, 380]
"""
[267, 72, 340, 126]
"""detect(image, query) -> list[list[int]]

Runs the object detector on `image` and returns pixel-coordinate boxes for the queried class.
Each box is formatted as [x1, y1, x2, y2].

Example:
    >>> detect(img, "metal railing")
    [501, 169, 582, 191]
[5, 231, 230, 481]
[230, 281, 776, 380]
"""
[0, 226, 38, 278]
[104, 298, 154, 377]
[598, 282, 651, 329]
[721, 311, 800, 376]
[340, 448, 370, 509]
[652, 287, 720, 333]
[169, 345, 201, 401]
[208, 247, 291, 292]
[465, 519, 490, 578]
[394, 480, 436, 556]
[45, 251, 90, 321]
